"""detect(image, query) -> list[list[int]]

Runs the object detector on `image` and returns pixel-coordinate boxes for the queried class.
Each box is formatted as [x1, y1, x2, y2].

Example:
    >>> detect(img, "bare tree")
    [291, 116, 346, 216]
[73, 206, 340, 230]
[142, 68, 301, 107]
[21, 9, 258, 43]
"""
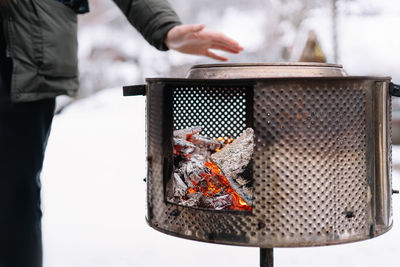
[332, 0, 339, 63]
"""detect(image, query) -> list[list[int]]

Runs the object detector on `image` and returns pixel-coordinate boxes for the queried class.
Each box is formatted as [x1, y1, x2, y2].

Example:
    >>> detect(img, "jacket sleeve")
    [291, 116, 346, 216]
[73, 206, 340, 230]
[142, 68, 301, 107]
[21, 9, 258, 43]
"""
[113, 0, 182, 51]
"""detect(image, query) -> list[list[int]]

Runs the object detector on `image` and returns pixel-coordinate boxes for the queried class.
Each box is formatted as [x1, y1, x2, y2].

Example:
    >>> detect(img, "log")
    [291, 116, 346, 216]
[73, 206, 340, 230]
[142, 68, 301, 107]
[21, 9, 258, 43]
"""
[211, 128, 254, 205]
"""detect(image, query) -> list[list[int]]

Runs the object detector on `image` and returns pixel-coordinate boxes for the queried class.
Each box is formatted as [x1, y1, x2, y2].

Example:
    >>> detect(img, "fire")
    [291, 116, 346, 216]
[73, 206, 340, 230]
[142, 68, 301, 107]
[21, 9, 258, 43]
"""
[215, 137, 234, 152]
[186, 160, 252, 211]
[172, 128, 253, 211]
[215, 137, 235, 144]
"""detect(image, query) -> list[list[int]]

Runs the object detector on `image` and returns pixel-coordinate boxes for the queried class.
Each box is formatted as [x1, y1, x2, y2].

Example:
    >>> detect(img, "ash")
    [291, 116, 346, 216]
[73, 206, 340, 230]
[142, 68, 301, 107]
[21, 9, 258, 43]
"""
[211, 128, 254, 205]
[167, 127, 254, 210]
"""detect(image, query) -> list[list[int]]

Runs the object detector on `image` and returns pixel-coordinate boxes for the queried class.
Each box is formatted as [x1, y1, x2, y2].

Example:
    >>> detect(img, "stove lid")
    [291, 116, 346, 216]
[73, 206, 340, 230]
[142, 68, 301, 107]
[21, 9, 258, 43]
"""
[186, 62, 347, 79]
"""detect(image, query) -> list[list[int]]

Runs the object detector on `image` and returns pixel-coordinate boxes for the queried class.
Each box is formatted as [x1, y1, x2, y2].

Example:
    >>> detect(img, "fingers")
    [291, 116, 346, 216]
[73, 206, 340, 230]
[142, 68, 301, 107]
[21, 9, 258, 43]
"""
[205, 50, 228, 62]
[197, 30, 243, 53]
[210, 43, 242, 54]
[166, 23, 244, 61]
[207, 31, 243, 51]
[178, 25, 243, 53]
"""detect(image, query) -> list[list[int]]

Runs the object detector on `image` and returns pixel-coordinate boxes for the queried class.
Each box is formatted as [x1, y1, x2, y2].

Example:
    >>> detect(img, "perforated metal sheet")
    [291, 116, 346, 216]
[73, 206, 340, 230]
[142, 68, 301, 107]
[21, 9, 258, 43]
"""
[145, 78, 392, 247]
[173, 86, 250, 138]
[252, 80, 370, 244]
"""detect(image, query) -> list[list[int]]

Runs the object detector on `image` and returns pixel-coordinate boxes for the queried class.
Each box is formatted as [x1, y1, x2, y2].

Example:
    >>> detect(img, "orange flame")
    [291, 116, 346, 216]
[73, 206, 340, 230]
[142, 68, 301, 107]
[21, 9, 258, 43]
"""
[175, 133, 252, 211]
[188, 161, 252, 211]
[215, 137, 235, 152]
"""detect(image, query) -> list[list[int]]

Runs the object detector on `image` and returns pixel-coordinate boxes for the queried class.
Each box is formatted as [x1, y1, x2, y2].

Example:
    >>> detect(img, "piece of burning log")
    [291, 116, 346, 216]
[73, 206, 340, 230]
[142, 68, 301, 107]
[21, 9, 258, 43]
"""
[180, 192, 203, 207]
[173, 127, 223, 159]
[210, 128, 254, 205]
[173, 126, 202, 140]
[173, 138, 196, 157]
[205, 194, 233, 210]
[189, 134, 223, 152]
[172, 173, 188, 197]
[177, 158, 204, 187]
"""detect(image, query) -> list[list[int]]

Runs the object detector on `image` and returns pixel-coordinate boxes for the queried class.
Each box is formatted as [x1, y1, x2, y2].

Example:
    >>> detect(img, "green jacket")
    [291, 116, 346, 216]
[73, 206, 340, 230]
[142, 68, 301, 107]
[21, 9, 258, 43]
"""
[0, 0, 181, 102]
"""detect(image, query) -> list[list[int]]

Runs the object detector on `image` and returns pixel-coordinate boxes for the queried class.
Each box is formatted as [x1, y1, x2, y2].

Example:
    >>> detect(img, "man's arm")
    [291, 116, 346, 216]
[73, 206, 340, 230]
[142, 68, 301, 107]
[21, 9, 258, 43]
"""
[113, 0, 243, 61]
[112, 0, 181, 51]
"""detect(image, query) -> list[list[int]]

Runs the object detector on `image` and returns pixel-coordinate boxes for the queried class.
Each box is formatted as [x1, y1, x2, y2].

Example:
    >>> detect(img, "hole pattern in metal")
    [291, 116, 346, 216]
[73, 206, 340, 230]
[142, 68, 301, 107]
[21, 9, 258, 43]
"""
[146, 80, 390, 247]
[252, 80, 369, 241]
[173, 86, 248, 138]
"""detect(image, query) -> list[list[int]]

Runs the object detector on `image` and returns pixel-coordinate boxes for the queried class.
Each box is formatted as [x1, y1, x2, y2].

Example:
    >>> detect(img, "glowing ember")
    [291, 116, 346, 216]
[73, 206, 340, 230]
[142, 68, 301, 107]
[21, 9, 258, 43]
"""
[215, 137, 234, 152]
[184, 161, 251, 210]
[168, 127, 253, 211]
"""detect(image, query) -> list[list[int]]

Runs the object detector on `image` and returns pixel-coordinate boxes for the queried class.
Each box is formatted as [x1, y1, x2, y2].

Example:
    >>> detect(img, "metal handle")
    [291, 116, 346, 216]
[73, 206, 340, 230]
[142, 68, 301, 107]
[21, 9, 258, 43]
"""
[389, 82, 400, 97]
[123, 84, 146, 96]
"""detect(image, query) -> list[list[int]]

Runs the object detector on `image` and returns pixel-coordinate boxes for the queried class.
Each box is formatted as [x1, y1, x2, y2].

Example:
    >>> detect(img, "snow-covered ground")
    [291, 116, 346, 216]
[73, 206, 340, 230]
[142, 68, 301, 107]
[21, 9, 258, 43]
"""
[42, 88, 400, 267]
[40, 1, 400, 265]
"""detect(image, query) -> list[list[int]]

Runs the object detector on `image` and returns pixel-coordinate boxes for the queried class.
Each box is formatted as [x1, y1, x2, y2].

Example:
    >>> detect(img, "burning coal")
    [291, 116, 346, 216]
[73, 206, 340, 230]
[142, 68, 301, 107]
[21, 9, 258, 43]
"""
[167, 127, 254, 211]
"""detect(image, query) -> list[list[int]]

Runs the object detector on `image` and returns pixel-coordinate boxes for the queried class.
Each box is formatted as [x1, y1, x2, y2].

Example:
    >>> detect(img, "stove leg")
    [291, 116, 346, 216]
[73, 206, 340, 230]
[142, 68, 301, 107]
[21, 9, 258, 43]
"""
[260, 248, 273, 267]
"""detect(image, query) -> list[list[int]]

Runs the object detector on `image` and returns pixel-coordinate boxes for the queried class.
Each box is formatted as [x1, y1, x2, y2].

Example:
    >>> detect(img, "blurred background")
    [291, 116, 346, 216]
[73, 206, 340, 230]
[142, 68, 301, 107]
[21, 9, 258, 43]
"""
[74, 0, 400, 98]
[42, 0, 400, 266]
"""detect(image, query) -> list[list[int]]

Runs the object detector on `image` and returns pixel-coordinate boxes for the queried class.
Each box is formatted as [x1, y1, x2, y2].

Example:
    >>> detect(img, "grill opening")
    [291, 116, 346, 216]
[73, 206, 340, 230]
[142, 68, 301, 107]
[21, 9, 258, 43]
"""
[165, 84, 255, 211]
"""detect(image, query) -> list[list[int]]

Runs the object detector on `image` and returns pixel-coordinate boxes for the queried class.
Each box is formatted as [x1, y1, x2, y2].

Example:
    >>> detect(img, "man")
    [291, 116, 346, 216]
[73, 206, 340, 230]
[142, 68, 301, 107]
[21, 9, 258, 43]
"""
[0, 0, 243, 266]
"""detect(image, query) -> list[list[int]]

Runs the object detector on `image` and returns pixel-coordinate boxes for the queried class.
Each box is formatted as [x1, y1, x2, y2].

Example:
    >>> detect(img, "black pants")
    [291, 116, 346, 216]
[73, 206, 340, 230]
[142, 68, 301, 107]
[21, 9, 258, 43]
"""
[0, 58, 55, 266]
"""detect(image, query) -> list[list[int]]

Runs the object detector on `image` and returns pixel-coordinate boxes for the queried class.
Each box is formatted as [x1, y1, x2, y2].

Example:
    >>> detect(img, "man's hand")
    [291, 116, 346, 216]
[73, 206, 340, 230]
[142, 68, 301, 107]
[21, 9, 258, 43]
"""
[165, 24, 243, 61]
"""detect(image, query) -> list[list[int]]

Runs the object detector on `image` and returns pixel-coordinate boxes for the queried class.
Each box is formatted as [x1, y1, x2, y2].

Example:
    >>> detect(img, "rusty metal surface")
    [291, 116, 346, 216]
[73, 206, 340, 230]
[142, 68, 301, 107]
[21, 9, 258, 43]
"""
[373, 82, 393, 230]
[252, 79, 372, 246]
[145, 77, 393, 247]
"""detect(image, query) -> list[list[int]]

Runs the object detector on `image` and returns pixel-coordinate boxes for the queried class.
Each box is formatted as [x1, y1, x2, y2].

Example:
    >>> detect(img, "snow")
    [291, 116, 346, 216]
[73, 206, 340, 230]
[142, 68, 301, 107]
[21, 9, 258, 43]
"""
[41, 87, 400, 267]
[39, 0, 400, 265]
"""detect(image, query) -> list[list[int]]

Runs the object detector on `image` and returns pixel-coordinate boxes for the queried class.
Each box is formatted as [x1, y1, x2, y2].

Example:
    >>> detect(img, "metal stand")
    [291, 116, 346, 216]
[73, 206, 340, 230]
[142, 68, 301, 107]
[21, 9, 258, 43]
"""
[260, 248, 273, 267]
